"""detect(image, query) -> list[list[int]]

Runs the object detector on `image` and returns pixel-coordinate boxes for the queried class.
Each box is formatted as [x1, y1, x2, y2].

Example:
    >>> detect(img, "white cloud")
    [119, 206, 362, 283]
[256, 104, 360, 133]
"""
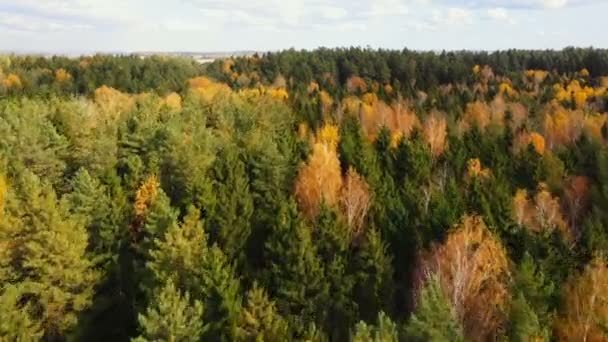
[432, 7, 473, 26]
[1, 0, 136, 24]
[318, 5, 348, 20]
[486, 7, 516, 23]
[162, 20, 208, 32]
[541, 0, 568, 8]
[0, 11, 92, 32]
[369, 0, 409, 17]
[431, 0, 598, 10]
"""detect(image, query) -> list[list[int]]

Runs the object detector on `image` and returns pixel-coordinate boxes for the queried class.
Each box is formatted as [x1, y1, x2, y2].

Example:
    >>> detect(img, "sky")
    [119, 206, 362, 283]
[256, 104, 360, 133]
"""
[0, 0, 605, 53]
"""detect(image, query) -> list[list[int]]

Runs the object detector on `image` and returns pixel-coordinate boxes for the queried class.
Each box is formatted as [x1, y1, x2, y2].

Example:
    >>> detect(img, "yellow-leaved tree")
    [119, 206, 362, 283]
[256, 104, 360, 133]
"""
[294, 125, 343, 220]
[555, 255, 608, 342]
[94, 85, 134, 120]
[422, 215, 511, 341]
[511, 185, 570, 242]
[339, 168, 372, 240]
[423, 111, 447, 158]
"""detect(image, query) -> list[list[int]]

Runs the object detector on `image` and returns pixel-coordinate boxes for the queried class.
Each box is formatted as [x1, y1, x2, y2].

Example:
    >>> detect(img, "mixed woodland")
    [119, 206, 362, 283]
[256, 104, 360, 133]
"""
[1, 48, 608, 341]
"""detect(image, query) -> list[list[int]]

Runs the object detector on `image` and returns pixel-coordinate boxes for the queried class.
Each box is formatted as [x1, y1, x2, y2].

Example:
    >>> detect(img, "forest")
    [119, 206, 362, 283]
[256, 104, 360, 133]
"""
[1, 47, 608, 341]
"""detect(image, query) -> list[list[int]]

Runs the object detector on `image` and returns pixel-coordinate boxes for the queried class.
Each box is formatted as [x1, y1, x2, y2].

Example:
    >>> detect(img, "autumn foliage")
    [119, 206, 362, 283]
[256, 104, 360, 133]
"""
[511, 185, 570, 241]
[555, 255, 608, 342]
[423, 111, 447, 158]
[94, 85, 135, 120]
[294, 140, 343, 220]
[421, 215, 510, 341]
[339, 168, 372, 240]
[2, 73, 22, 89]
[134, 175, 161, 218]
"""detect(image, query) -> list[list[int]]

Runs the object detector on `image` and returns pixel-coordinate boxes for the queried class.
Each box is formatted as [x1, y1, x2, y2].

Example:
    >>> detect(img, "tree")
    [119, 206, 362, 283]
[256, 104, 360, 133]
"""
[133, 280, 205, 342]
[352, 312, 398, 342]
[0, 171, 99, 338]
[511, 185, 570, 242]
[264, 200, 328, 335]
[404, 275, 464, 342]
[352, 228, 395, 323]
[422, 215, 511, 341]
[199, 245, 242, 340]
[294, 142, 342, 220]
[555, 255, 608, 342]
[64, 168, 124, 270]
[145, 204, 240, 341]
[235, 283, 289, 341]
[508, 293, 547, 342]
[422, 111, 447, 158]
[0, 284, 43, 341]
[340, 167, 372, 240]
[208, 145, 254, 264]
[146, 206, 207, 295]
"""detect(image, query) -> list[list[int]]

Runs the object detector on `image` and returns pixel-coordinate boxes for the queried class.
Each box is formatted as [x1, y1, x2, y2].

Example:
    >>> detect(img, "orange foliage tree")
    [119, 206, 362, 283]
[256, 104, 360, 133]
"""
[511, 185, 570, 241]
[2, 73, 22, 89]
[339, 168, 372, 240]
[164, 92, 182, 111]
[346, 76, 367, 93]
[294, 139, 342, 220]
[187, 76, 232, 103]
[555, 255, 608, 342]
[423, 111, 447, 158]
[466, 158, 490, 180]
[422, 215, 511, 341]
[564, 176, 590, 240]
[543, 102, 584, 149]
[55, 68, 72, 83]
[460, 101, 494, 133]
[514, 131, 546, 155]
[134, 175, 161, 218]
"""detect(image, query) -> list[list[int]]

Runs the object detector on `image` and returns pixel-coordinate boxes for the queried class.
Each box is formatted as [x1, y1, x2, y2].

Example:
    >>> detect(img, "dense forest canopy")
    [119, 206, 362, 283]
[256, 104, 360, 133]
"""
[1, 47, 608, 341]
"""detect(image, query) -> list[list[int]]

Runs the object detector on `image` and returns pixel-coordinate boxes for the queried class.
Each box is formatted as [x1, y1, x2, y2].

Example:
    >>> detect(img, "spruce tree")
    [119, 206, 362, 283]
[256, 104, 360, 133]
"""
[508, 293, 547, 342]
[403, 275, 464, 342]
[235, 283, 289, 341]
[133, 280, 205, 342]
[199, 245, 242, 341]
[64, 168, 124, 269]
[0, 170, 99, 338]
[352, 228, 395, 322]
[314, 206, 357, 340]
[352, 312, 399, 342]
[146, 205, 207, 296]
[264, 199, 329, 335]
[208, 144, 254, 266]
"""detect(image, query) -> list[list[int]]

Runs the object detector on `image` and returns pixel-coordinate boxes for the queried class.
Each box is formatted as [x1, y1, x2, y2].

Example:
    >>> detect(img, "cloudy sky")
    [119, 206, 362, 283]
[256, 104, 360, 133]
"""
[0, 0, 605, 53]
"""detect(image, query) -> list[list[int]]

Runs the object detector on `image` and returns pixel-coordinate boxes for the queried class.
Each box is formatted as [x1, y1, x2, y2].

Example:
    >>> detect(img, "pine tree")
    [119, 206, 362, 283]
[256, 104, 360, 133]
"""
[352, 228, 395, 323]
[132, 279, 206, 342]
[264, 199, 329, 335]
[404, 275, 464, 342]
[353, 312, 399, 342]
[199, 245, 242, 341]
[146, 206, 207, 296]
[64, 168, 124, 269]
[508, 293, 547, 342]
[208, 145, 254, 265]
[512, 254, 555, 330]
[314, 205, 357, 340]
[0, 170, 99, 338]
[235, 283, 289, 341]
[140, 189, 178, 249]
[0, 284, 43, 341]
